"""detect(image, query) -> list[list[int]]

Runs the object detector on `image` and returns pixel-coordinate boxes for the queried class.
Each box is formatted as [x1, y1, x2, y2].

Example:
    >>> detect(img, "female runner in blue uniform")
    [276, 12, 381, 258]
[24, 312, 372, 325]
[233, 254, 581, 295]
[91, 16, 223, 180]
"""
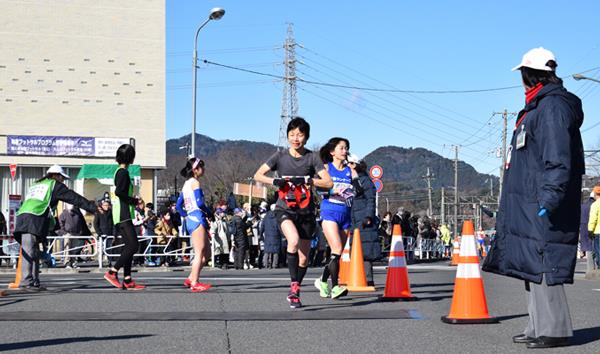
[176, 158, 212, 293]
[314, 137, 356, 299]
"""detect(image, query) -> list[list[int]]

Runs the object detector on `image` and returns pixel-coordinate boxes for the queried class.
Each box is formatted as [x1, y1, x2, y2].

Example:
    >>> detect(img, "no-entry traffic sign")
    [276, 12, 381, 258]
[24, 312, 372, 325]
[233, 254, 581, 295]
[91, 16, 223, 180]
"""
[369, 165, 383, 179]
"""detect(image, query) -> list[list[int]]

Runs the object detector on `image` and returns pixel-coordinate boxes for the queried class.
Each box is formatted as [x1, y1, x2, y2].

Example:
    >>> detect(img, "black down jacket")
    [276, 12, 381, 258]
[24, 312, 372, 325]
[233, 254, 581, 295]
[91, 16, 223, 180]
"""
[350, 172, 381, 261]
[482, 83, 584, 285]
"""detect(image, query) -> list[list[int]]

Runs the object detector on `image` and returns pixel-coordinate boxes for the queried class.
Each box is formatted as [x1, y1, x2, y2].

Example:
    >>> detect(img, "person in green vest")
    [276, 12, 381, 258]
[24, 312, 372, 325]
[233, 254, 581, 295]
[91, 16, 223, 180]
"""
[13, 164, 97, 290]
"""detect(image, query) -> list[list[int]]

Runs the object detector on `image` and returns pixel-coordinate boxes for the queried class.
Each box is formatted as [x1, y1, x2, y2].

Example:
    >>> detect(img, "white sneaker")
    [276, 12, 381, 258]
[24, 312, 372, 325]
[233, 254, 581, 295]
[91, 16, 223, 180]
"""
[243, 264, 249, 270]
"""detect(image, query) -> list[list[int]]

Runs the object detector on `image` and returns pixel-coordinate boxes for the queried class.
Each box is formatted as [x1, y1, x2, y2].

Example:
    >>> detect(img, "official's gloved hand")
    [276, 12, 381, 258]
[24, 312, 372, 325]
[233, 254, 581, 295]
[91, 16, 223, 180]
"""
[272, 178, 287, 188]
[537, 207, 548, 217]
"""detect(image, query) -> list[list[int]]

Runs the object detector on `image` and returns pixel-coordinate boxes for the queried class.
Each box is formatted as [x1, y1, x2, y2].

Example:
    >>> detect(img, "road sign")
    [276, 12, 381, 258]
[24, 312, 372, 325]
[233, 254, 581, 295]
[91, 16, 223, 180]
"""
[369, 165, 383, 179]
[372, 178, 383, 193]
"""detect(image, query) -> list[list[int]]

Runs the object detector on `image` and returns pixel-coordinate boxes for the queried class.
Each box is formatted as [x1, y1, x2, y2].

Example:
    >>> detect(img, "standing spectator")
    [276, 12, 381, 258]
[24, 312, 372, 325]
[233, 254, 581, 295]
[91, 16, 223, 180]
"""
[483, 48, 584, 348]
[440, 224, 452, 258]
[232, 208, 250, 270]
[0, 211, 8, 267]
[261, 204, 281, 269]
[349, 155, 380, 287]
[154, 210, 178, 266]
[209, 208, 231, 269]
[58, 203, 92, 268]
[580, 188, 597, 270]
[587, 187, 600, 269]
[143, 202, 158, 266]
[0, 210, 7, 235]
[93, 199, 114, 265]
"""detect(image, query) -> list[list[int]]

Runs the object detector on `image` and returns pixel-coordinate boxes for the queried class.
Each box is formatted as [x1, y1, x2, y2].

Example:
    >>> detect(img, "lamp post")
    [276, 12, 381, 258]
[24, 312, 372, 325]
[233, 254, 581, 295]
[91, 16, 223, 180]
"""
[190, 7, 225, 158]
[573, 73, 600, 84]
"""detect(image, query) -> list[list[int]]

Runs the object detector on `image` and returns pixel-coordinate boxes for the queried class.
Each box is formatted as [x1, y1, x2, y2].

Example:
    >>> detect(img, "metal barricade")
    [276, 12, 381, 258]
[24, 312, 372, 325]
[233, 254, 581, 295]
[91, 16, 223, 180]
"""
[415, 238, 446, 260]
[0, 235, 20, 266]
[101, 234, 195, 269]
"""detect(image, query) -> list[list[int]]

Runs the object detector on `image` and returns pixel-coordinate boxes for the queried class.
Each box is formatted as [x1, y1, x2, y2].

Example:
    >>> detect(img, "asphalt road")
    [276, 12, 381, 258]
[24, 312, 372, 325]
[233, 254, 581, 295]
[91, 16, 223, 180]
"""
[0, 261, 598, 353]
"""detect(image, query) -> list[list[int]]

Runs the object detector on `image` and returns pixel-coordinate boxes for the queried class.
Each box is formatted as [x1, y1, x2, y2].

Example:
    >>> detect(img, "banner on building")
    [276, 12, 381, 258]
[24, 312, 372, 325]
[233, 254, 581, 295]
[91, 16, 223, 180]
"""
[6, 135, 131, 157]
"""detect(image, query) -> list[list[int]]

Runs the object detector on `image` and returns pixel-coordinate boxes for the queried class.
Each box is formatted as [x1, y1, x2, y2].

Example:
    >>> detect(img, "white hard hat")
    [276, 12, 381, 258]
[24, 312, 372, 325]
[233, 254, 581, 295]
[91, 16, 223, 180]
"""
[47, 164, 70, 179]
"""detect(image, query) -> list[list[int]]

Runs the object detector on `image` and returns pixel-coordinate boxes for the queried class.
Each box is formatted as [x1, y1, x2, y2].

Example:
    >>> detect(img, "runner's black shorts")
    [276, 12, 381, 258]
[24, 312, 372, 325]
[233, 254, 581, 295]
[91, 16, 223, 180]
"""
[274, 208, 316, 240]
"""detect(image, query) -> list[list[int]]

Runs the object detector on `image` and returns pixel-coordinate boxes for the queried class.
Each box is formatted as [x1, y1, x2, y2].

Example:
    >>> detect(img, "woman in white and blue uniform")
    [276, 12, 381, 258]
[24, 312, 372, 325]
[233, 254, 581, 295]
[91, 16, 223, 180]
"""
[176, 158, 213, 293]
[314, 137, 357, 299]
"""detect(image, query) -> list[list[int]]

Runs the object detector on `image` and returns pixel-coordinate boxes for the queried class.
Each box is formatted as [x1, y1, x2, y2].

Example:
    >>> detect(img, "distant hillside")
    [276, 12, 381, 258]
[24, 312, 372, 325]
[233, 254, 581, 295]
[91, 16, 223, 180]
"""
[158, 135, 498, 208]
[364, 146, 497, 191]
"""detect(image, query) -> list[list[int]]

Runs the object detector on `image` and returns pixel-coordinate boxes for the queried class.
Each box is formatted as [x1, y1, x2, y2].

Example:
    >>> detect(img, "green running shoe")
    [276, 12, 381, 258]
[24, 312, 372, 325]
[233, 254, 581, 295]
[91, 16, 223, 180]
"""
[314, 278, 331, 298]
[331, 285, 348, 299]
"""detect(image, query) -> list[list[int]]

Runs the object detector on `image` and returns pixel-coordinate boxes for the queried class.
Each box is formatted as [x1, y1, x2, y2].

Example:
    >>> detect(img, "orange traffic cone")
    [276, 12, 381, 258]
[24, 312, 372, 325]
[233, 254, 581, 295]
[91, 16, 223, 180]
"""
[8, 248, 22, 289]
[346, 228, 375, 292]
[450, 237, 460, 266]
[441, 220, 497, 324]
[338, 234, 351, 285]
[381, 224, 416, 301]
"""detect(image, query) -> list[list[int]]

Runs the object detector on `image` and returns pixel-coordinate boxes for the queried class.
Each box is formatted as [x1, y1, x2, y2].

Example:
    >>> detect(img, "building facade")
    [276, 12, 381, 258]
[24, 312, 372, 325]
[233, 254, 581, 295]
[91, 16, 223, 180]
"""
[0, 0, 165, 231]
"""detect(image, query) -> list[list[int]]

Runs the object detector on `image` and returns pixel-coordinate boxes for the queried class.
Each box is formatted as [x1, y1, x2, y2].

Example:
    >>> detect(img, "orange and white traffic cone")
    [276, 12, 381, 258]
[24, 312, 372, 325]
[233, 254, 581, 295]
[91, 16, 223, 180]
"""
[346, 228, 375, 292]
[338, 234, 351, 285]
[450, 237, 460, 266]
[381, 224, 416, 301]
[8, 248, 22, 289]
[441, 220, 497, 324]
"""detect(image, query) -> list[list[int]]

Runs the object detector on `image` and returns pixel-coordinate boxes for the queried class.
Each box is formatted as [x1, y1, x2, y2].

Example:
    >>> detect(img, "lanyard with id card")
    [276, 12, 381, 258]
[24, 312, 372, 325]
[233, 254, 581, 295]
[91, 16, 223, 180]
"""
[516, 124, 526, 150]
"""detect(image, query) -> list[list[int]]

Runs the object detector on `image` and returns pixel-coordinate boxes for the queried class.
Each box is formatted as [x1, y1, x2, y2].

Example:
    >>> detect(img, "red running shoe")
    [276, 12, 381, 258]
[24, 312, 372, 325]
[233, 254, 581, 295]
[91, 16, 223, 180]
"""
[122, 280, 146, 291]
[103, 271, 121, 289]
[183, 278, 192, 288]
[190, 282, 211, 293]
[287, 281, 302, 309]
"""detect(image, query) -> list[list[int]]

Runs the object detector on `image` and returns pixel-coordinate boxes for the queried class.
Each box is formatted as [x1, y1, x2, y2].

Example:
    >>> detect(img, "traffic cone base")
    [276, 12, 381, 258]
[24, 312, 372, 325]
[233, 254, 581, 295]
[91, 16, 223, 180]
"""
[380, 224, 416, 301]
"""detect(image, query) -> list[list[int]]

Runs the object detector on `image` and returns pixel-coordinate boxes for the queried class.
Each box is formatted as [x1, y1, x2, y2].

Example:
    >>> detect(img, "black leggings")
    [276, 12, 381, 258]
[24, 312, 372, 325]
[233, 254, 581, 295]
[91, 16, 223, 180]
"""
[113, 220, 139, 277]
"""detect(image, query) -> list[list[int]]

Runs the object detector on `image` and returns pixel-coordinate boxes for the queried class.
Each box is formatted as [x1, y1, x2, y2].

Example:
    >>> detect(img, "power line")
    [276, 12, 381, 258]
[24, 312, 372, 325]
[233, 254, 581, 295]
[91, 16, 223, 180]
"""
[203, 58, 600, 94]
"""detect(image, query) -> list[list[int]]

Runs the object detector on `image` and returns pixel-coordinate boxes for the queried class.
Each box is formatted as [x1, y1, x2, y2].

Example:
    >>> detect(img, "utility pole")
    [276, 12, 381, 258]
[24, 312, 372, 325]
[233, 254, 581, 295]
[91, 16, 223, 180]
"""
[493, 109, 517, 200]
[441, 187, 446, 225]
[453, 145, 460, 237]
[422, 167, 435, 217]
[278, 23, 299, 150]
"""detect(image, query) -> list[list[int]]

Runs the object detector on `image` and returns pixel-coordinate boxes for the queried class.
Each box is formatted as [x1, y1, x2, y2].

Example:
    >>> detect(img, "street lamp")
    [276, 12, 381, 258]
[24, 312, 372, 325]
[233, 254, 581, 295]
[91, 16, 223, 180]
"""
[190, 7, 225, 158]
[573, 73, 600, 84]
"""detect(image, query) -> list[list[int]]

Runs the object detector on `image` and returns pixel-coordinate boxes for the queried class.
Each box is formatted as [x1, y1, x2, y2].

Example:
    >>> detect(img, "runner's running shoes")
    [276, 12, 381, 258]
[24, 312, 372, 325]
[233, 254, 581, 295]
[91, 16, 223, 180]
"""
[330, 285, 348, 299]
[190, 282, 212, 293]
[122, 279, 146, 290]
[314, 278, 331, 298]
[287, 281, 302, 309]
[103, 271, 121, 289]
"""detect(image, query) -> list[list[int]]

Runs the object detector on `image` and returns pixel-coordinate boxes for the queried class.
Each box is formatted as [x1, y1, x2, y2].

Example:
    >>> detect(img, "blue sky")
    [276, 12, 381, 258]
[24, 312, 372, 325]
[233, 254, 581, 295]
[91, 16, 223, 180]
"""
[167, 1, 600, 176]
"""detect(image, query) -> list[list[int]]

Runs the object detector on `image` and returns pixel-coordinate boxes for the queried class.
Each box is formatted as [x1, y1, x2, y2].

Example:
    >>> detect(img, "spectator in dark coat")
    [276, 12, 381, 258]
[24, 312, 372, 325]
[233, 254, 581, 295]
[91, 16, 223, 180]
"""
[349, 156, 380, 286]
[260, 205, 282, 269]
[483, 48, 584, 348]
[580, 190, 596, 271]
[232, 208, 250, 270]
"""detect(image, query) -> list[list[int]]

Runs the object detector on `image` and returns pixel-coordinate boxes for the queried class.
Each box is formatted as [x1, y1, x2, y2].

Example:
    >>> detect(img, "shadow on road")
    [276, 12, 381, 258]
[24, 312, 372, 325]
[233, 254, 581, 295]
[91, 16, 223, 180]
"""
[495, 313, 528, 322]
[572, 326, 600, 346]
[0, 334, 154, 352]
[0, 299, 28, 307]
[411, 282, 454, 288]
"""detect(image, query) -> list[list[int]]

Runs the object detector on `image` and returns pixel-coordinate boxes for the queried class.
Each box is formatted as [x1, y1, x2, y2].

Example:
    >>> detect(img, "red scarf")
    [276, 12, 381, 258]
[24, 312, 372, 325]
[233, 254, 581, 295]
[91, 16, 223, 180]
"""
[525, 83, 544, 104]
[515, 83, 544, 130]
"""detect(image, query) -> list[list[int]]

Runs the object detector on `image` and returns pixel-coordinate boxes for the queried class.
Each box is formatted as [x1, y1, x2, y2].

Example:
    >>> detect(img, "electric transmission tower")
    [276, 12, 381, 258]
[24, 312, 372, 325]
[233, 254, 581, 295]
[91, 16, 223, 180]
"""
[278, 23, 299, 150]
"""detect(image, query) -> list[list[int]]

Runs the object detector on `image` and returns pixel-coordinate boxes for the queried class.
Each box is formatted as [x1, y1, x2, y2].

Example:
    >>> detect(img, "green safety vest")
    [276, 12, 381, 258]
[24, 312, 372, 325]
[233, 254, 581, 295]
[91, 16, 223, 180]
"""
[111, 167, 135, 224]
[17, 179, 56, 216]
